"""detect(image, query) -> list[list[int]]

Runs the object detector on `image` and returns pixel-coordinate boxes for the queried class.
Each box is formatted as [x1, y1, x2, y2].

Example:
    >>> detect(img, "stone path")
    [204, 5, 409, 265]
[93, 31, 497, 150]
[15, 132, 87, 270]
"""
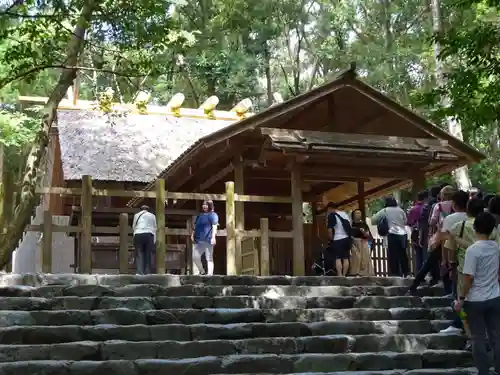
[0, 274, 480, 374]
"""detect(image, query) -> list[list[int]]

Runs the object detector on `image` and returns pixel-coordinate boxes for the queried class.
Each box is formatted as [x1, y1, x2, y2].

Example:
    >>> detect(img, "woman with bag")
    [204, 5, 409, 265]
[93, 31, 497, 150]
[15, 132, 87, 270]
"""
[371, 196, 408, 277]
[349, 209, 374, 276]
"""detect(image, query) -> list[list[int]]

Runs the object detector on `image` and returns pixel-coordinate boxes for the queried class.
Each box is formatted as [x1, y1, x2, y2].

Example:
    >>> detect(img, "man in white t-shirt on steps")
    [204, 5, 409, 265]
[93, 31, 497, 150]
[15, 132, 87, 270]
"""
[455, 212, 500, 375]
[326, 202, 352, 277]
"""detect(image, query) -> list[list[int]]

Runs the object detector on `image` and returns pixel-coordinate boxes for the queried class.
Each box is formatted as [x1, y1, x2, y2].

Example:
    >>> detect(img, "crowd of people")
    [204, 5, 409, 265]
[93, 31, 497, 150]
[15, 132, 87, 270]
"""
[404, 186, 500, 375]
[322, 186, 500, 375]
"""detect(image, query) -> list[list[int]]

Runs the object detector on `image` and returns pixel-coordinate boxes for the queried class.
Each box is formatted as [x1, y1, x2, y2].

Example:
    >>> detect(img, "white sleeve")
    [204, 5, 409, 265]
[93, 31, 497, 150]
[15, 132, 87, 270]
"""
[462, 245, 478, 277]
[441, 216, 453, 233]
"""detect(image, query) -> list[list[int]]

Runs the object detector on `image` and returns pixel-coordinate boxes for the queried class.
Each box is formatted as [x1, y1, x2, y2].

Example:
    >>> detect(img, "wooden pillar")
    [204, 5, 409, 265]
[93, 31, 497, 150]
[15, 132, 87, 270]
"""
[186, 216, 194, 275]
[225, 181, 236, 275]
[119, 213, 129, 274]
[234, 158, 244, 274]
[41, 210, 53, 273]
[412, 172, 426, 198]
[290, 161, 305, 276]
[155, 179, 166, 274]
[80, 175, 93, 274]
[260, 217, 270, 276]
[357, 180, 366, 220]
[0, 144, 4, 234]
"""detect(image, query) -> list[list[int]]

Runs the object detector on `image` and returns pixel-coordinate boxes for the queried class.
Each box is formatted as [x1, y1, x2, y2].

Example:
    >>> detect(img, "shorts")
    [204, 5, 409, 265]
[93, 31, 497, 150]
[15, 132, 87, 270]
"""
[331, 237, 351, 260]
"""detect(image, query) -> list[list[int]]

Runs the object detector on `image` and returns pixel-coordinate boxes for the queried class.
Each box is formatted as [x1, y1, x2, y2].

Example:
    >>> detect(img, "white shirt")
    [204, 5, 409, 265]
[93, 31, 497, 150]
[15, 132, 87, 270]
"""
[441, 212, 468, 233]
[331, 210, 351, 241]
[462, 240, 500, 302]
[372, 206, 407, 235]
[133, 210, 157, 240]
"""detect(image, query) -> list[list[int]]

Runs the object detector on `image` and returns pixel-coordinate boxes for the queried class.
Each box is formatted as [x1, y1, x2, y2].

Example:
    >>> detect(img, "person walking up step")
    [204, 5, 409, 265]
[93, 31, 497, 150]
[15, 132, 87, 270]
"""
[132, 205, 157, 275]
[455, 212, 500, 375]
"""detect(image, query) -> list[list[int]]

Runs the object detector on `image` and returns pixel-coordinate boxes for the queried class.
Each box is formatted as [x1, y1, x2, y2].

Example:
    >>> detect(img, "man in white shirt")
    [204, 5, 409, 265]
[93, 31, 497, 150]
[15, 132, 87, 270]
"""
[132, 205, 157, 275]
[326, 202, 352, 277]
[456, 212, 500, 375]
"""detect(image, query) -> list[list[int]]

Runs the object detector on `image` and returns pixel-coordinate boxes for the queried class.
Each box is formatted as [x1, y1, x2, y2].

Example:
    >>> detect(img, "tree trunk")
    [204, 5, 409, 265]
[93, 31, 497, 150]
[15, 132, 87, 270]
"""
[263, 42, 273, 107]
[430, 0, 472, 191]
[0, 2, 97, 270]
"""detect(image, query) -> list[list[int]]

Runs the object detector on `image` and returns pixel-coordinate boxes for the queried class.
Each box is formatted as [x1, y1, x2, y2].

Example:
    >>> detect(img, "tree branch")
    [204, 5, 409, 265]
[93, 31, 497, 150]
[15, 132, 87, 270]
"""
[0, 64, 151, 90]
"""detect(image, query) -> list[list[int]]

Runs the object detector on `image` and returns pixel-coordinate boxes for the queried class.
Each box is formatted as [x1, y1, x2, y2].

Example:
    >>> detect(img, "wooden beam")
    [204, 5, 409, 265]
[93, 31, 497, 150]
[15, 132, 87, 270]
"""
[155, 179, 166, 274]
[81, 175, 93, 274]
[246, 169, 368, 183]
[260, 217, 270, 276]
[225, 181, 236, 275]
[41, 210, 53, 273]
[335, 180, 405, 207]
[290, 161, 305, 276]
[357, 180, 366, 220]
[18, 96, 254, 121]
[199, 163, 234, 191]
[234, 158, 245, 275]
[71, 206, 198, 216]
[244, 161, 419, 179]
[411, 172, 426, 198]
[37, 187, 292, 203]
[119, 213, 129, 274]
[26, 224, 293, 239]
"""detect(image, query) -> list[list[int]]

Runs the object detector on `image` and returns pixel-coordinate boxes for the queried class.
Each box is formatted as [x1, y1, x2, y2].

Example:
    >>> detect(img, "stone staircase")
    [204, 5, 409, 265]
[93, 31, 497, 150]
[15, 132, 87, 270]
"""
[0, 274, 478, 375]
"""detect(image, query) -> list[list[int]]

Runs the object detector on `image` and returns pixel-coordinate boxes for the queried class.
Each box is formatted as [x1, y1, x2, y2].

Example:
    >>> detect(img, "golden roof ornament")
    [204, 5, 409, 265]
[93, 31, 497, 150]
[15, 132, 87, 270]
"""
[134, 91, 151, 115]
[231, 98, 252, 119]
[199, 96, 219, 120]
[166, 93, 185, 118]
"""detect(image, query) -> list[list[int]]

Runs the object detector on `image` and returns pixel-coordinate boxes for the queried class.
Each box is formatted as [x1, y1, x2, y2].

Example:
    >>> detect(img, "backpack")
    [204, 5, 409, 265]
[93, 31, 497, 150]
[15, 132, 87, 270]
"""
[418, 199, 436, 245]
[377, 209, 390, 237]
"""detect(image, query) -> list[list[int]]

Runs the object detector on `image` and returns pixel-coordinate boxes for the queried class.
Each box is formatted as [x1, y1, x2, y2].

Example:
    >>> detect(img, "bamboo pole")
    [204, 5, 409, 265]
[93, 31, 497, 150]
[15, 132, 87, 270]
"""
[41, 210, 53, 273]
[155, 179, 166, 274]
[80, 175, 93, 273]
[225, 181, 236, 275]
[119, 213, 129, 274]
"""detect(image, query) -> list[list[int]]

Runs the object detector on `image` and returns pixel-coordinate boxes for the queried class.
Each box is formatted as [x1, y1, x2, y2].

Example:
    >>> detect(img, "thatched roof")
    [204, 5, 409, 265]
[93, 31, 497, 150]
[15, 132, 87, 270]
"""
[56, 110, 236, 182]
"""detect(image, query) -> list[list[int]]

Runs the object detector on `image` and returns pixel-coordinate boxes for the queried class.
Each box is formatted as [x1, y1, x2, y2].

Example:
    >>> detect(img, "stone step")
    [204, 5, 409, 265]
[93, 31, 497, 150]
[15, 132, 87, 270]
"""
[0, 320, 453, 344]
[0, 295, 453, 311]
[0, 274, 415, 288]
[0, 284, 442, 299]
[0, 307, 455, 326]
[0, 334, 467, 362]
[0, 352, 476, 374]
[213, 371, 478, 375]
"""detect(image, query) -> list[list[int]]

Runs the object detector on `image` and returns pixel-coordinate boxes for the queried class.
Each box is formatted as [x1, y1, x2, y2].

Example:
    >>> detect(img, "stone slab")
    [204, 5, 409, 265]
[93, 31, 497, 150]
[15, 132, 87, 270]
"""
[0, 274, 416, 288]
[0, 284, 445, 299]
[0, 334, 467, 362]
[0, 320, 453, 345]
[0, 295, 454, 311]
[0, 352, 475, 374]
[0, 307, 455, 326]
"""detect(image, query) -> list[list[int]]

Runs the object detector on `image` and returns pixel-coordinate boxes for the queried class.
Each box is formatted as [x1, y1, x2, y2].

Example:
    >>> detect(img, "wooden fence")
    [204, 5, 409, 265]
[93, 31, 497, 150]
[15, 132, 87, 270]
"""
[371, 238, 418, 277]
[30, 175, 293, 276]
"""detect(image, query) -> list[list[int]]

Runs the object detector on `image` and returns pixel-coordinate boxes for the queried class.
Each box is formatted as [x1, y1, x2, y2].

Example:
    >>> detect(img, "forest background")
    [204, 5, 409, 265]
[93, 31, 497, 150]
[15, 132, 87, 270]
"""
[0, 0, 498, 255]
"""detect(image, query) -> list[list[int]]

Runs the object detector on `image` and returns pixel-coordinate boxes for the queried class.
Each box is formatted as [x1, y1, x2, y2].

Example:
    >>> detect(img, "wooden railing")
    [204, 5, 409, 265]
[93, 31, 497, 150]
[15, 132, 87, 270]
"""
[31, 175, 293, 276]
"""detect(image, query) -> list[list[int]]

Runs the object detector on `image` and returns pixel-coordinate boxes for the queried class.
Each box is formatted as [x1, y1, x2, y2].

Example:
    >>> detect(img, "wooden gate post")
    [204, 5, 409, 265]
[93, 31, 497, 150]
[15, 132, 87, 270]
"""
[225, 181, 236, 275]
[81, 175, 93, 274]
[41, 210, 53, 273]
[260, 217, 270, 276]
[155, 179, 166, 274]
[119, 213, 129, 274]
[186, 217, 194, 275]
